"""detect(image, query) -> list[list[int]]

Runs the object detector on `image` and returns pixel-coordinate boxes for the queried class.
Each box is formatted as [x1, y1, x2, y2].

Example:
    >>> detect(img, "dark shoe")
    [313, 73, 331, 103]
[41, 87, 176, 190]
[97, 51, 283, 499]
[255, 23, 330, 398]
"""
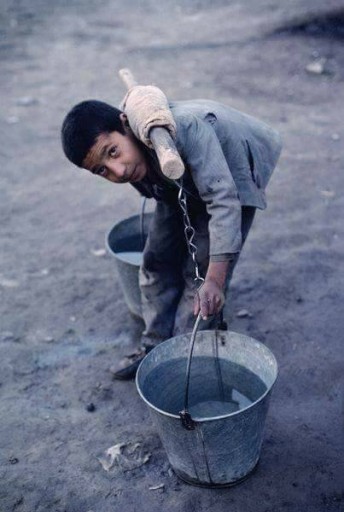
[110, 345, 154, 381]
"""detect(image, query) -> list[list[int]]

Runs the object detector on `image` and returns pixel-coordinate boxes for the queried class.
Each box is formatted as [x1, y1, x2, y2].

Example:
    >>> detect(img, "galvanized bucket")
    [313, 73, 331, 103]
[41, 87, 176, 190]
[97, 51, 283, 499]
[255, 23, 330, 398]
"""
[106, 211, 153, 319]
[136, 324, 278, 487]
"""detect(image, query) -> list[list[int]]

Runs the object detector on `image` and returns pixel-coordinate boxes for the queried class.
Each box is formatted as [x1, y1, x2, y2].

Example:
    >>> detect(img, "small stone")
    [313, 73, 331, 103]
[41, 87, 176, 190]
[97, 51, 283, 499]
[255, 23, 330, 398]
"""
[9, 456, 19, 464]
[44, 336, 54, 343]
[86, 403, 96, 412]
[70, 316, 76, 322]
[6, 116, 19, 124]
[296, 296, 303, 303]
[305, 58, 326, 75]
[320, 190, 335, 198]
[0, 276, 19, 288]
[149, 483, 165, 491]
[16, 96, 39, 106]
[91, 248, 106, 257]
[0, 331, 15, 342]
[236, 309, 251, 318]
[40, 268, 49, 276]
[331, 133, 340, 141]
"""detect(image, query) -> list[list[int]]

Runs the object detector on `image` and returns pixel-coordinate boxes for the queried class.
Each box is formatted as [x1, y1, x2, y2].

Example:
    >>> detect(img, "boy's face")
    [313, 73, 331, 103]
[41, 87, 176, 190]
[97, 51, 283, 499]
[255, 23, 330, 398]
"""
[82, 114, 148, 183]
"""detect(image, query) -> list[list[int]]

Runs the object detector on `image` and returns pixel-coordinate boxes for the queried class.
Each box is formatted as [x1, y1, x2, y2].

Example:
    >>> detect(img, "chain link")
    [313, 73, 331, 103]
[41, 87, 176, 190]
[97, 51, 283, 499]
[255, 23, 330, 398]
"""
[176, 180, 204, 285]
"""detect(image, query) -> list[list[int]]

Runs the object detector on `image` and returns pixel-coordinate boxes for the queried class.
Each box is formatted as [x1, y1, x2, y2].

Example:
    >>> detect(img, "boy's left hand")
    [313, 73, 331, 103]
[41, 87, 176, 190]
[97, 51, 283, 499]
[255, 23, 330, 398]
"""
[194, 278, 225, 320]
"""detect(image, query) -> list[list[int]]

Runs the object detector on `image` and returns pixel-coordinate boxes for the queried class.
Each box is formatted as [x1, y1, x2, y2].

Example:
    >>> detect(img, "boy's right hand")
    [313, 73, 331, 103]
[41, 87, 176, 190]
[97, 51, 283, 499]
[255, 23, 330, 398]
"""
[194, 278, 225, 320]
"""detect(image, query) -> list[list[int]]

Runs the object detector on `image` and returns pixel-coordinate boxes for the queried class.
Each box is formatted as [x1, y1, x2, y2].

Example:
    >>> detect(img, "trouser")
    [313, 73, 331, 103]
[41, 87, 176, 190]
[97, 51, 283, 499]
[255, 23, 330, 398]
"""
[139, 200, 256, 347]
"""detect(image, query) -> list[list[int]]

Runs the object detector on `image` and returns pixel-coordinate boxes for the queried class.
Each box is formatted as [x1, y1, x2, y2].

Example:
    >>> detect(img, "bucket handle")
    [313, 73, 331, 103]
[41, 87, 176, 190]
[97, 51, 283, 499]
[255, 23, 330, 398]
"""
[140, 197, 148, 250]
[179, 310, 228, 430]
[179, 312, 202, 430]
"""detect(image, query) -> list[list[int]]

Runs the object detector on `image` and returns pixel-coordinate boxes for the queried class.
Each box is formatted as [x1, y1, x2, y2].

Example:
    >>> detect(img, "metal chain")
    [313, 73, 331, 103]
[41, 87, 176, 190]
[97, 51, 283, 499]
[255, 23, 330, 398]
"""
[175, 180, 228, 430]
[176, 179, 204, 430]
[176, 180, 204, 285]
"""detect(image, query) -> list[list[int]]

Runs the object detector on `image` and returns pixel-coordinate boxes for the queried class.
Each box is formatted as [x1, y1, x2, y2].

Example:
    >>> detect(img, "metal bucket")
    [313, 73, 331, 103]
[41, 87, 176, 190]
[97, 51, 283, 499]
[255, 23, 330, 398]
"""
[106, 212, 153, 319]
[136, 327, 278, 487]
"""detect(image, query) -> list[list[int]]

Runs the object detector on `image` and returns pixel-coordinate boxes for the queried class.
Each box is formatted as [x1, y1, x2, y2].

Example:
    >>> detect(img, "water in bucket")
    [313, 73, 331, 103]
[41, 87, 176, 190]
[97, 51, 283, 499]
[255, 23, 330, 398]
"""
[115, 251, 143, 266]
[106, 213, 154, 318]
[141, 356, 267, 420]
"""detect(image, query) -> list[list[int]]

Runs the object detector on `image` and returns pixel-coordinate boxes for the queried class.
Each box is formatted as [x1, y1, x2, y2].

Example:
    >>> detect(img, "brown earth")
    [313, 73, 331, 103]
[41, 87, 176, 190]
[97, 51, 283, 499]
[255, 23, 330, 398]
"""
[0, 1, 343, 511]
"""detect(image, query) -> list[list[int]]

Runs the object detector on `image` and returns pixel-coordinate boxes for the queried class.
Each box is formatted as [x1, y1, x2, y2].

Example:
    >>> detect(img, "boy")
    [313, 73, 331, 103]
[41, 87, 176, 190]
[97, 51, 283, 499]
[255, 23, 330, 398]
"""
[61, 98, 282, 379]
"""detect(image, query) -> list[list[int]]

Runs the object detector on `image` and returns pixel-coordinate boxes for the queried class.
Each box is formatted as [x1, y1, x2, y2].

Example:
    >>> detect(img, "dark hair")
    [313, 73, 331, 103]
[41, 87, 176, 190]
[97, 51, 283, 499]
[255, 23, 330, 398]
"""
[61, 100, 125, 167]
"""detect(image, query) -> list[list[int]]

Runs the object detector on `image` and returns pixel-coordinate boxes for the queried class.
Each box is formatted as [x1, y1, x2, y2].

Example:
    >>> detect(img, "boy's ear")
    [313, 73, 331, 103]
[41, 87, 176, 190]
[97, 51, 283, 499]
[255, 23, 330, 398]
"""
[119, 113, 131, 133]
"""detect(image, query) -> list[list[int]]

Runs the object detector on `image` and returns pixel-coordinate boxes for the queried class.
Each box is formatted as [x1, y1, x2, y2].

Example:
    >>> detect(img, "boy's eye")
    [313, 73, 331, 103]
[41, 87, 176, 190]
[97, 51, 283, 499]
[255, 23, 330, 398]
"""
[98, 166, 107, 176]
[109, 146, 117, 157]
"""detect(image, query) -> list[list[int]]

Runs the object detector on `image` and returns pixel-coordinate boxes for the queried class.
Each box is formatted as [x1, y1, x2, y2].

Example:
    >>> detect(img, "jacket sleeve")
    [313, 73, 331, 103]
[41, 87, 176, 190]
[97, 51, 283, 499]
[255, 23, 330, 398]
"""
[175, 113, 242, 256]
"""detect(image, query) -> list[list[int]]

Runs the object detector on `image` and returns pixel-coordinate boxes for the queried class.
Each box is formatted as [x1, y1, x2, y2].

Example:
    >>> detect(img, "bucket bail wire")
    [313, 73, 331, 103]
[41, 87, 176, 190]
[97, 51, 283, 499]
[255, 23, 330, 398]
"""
[179, 310, 228, 430]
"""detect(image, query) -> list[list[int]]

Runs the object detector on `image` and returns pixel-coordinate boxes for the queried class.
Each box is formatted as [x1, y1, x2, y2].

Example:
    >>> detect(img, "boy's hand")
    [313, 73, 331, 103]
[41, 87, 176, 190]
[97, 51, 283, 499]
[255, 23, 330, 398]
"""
[194, 278, 225, 320]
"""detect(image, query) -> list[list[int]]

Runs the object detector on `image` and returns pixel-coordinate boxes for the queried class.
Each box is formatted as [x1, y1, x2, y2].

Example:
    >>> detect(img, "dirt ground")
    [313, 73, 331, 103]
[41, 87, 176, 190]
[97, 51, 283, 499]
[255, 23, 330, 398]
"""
[0, 0, 343, 511]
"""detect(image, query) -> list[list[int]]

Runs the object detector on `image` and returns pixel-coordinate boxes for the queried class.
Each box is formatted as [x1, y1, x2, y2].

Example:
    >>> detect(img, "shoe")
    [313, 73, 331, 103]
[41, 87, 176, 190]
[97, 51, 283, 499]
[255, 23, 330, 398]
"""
[111, 345, 154, 381]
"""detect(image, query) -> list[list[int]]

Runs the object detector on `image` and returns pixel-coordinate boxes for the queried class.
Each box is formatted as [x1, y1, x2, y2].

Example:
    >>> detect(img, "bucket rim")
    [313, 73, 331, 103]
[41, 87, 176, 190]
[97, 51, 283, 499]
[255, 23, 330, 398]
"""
[105, 213, 145, 267]
[136, 330, 278, 423]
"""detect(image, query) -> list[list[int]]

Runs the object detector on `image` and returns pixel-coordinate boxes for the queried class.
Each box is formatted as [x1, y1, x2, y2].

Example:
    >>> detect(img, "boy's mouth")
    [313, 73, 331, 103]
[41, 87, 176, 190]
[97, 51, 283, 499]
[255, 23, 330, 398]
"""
[118, 166, 137, 183]
[129, 166, 139, 181]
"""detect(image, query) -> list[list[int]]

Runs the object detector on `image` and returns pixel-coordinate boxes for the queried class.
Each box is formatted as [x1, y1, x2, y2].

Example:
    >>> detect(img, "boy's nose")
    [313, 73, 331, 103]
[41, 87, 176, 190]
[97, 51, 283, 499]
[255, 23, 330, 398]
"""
[108, 162, 127, 181]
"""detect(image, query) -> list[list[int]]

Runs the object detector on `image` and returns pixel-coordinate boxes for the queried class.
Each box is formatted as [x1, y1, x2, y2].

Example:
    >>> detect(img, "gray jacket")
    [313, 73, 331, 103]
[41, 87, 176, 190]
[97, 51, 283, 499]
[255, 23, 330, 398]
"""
[132, 99, 282, 256]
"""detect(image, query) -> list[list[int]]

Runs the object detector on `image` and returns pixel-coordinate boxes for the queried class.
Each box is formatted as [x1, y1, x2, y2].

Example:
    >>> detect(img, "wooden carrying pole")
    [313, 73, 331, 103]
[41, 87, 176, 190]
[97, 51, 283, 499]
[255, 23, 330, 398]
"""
[119, 68, 185, 179]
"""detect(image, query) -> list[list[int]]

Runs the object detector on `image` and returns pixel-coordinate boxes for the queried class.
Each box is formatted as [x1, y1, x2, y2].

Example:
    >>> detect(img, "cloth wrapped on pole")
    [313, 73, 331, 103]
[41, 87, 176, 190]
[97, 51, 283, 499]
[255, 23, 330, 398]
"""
[120, 84, 177, 149]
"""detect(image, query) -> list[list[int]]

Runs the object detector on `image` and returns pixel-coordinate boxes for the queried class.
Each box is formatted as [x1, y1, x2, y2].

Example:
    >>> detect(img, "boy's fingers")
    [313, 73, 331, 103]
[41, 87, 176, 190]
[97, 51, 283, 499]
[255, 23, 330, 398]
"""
[214, 294, 224, 314]
[200, 296, 210, 319]
[204, 295, 224, 316]
[194, 293, 200, 316]
[196, 286, 224, 319]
